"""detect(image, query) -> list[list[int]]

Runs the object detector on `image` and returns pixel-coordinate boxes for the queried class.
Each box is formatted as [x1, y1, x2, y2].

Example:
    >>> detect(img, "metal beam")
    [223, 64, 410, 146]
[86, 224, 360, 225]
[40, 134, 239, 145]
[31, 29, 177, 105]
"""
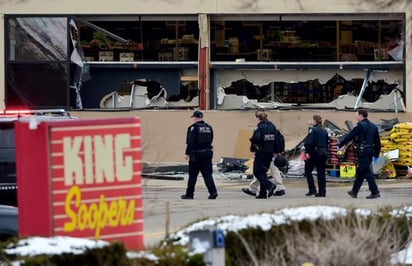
[354, 69, 371, 110]
[74, 17, 128, 44]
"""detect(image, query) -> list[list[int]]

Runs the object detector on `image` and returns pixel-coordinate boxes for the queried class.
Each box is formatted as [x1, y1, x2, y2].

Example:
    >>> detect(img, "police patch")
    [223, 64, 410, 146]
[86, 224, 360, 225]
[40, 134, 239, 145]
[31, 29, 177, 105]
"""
[263, 134, 275, 141]
[199, 126, 211, 133]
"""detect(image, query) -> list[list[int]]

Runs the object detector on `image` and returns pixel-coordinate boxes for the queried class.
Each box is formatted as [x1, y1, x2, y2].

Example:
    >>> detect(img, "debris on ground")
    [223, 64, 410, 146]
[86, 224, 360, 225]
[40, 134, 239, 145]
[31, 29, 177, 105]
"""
[140, 117, 409, 181]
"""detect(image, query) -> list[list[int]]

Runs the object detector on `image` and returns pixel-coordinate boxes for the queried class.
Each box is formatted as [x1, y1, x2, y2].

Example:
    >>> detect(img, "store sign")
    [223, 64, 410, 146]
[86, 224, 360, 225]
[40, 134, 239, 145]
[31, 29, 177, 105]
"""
[340, 162, 356, 178]
[16, 118, 143, 250]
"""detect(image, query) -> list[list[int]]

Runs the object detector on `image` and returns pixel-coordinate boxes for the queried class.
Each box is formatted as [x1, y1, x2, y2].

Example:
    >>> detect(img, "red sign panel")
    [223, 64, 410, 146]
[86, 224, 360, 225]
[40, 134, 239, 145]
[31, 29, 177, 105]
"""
[16, 117, 143, 250]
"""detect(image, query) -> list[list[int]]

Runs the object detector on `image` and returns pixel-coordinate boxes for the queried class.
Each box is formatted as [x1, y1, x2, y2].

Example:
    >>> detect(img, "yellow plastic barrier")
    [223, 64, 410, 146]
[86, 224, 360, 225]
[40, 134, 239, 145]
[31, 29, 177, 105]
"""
[393, 123, 412, 129]
[382, 162, 397, 178]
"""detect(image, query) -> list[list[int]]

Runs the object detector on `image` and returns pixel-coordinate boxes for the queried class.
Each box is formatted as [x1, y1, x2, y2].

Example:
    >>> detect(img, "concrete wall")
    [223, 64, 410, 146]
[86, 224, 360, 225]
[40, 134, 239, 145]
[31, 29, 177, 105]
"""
[70, 110, 412, 164]
[0, 0, 411, 110]
[0, 0, 405, 14]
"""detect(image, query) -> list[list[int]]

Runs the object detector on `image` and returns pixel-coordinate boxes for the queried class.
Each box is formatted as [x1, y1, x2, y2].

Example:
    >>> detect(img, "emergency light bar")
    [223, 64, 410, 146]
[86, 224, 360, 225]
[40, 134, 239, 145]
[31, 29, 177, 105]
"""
[1, 109, 66, 116]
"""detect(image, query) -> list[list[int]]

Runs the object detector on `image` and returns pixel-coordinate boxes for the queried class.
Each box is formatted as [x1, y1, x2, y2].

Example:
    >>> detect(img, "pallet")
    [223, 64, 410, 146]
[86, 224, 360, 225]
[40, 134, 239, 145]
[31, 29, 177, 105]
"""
[393, 165, 409, 177]
[326, 163, 340, 170]
[326, 162, 357, 178]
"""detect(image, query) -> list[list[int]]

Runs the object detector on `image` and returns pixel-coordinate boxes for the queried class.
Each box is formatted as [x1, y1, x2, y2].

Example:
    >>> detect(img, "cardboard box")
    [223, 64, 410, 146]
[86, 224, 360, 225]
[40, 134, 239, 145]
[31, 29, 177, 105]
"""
[84, 56, 95, 62]
[229, 37, 239, 47]
[98, 51, 114, 62]
[158, 52, 173, 61]
[374, 48, 389, 60]
[173, 47, 189, 61]
[257, 49, 272, 61]
[229, 46, 239, 53]
[119, 52, 134, 62]
[229, 37, 239, 53]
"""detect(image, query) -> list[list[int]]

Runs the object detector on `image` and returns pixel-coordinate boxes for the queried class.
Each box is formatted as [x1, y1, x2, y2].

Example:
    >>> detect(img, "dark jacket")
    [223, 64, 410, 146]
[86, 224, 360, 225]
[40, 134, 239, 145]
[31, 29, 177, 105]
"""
[304, 125, 329, 156]
[250, 120, 276, 154]
[339, 119, 381, 157]
[185, 121, 213, 155]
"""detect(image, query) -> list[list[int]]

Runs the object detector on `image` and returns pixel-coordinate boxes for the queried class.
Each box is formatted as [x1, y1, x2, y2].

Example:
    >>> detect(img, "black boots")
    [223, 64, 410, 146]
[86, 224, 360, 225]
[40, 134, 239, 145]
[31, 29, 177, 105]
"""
[347, 191, 357, 198]
[366, 193, 380, 199]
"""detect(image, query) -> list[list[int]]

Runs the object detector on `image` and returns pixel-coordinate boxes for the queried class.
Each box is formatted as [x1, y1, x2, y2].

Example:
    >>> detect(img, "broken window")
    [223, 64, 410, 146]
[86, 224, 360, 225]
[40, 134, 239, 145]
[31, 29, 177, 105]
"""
[5, 16, 69, 108]
[211, 14, 405, 111]
[217, 74, 404, 111]
[99, 79, 199, 109]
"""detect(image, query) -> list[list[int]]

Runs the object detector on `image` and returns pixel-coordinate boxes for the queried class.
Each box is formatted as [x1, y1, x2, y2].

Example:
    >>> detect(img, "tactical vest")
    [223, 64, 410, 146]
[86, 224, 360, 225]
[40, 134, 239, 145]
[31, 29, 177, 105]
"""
[197, 124, 212, 145]
[259, 124, 276, 153]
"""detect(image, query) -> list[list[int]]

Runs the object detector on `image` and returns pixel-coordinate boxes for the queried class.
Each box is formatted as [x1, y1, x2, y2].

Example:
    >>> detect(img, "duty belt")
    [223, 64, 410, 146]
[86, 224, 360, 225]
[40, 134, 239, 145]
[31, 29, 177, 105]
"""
[361, 144, 375, 148]
[357, 143, 375, 153]
[195, 149, 211, 153]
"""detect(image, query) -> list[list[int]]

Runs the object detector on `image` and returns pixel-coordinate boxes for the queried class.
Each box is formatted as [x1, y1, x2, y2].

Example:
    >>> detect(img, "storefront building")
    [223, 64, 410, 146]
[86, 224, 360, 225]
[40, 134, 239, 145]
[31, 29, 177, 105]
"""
[0, 0, 411, 112]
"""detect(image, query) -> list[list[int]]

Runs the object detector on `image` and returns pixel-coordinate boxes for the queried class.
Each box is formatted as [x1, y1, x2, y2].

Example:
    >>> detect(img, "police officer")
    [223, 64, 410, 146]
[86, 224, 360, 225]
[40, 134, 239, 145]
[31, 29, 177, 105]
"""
[338, 108, 381, 199]
[304, 114, 329, 197]
[249, 110, 277, 199]
[181, 110, 218, 200]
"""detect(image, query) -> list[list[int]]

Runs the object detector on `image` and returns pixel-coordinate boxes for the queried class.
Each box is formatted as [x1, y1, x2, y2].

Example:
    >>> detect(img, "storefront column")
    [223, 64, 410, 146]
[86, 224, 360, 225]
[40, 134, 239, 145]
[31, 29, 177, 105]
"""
[199, 48, 207, 110]
[198, 14, 209, 110]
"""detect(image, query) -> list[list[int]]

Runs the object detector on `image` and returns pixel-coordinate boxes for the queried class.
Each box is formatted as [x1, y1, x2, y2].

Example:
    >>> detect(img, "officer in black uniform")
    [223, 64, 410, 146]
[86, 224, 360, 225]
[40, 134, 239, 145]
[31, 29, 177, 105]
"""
[249, 110, 276, 199]
[181, 110, 218, 200]
[303, 114, 329, 197]
[338, 108, 381, 199]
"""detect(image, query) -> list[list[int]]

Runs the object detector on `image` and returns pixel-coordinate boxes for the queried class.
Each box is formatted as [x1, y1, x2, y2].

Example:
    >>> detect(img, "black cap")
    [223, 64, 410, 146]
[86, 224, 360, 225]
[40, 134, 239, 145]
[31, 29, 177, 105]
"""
[191, 110, 203, 118]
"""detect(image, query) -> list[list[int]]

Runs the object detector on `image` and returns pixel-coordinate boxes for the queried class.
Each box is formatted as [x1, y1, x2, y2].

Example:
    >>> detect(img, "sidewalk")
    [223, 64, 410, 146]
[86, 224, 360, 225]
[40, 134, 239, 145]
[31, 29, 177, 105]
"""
[142, 176, 412, 248]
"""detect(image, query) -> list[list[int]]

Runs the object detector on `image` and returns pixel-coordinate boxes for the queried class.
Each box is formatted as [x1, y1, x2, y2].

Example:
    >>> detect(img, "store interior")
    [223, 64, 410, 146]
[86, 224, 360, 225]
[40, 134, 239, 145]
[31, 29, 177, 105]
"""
[4, 15, 405, 109]
[74, 18, 403, 63]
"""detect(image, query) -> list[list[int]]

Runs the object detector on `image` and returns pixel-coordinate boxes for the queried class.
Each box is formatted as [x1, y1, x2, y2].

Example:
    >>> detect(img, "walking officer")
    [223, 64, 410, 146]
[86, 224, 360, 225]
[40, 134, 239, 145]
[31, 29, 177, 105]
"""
[303, 114, 329, 197]
[249, 110, 276, 199]
[181, 110, 218, 200]
[338, 108, 381, 199]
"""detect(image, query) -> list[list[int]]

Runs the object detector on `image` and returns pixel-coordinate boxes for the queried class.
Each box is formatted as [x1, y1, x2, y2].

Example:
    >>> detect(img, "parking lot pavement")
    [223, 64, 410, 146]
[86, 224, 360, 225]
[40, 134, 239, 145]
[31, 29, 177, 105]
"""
[141, 176, 412, 248]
